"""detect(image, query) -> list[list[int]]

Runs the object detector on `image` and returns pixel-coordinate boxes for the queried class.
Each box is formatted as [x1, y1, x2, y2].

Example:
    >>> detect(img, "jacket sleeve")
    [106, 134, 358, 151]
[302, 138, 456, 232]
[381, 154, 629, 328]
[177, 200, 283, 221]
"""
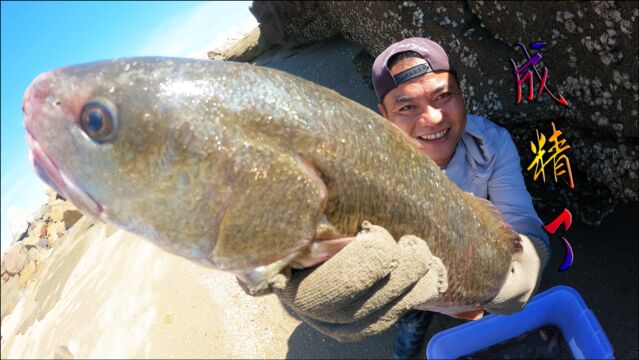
[486, 128, 551, 264]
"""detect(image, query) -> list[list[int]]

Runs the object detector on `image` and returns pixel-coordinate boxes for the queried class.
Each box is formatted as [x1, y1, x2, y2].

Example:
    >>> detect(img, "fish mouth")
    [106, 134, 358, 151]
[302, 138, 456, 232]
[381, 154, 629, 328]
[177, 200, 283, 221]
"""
[23, 71, 104, 220]
[26, 128, 104, 220]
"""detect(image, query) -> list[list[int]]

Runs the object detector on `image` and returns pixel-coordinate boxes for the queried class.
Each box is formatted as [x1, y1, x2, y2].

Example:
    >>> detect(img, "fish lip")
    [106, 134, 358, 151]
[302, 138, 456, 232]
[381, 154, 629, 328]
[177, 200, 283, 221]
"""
[26, 128, 104, 220]
[231, 250, 302, 290]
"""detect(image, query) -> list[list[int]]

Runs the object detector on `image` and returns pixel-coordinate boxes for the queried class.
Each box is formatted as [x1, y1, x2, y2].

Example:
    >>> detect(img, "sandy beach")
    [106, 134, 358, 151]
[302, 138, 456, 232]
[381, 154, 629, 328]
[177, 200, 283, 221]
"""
[2, 216, 305, 358]
[1, 212, 399, 359]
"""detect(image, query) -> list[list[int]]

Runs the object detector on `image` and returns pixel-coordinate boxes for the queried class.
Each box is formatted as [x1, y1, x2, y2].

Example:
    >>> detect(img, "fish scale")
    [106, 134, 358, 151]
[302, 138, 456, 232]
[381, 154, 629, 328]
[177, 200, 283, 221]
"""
[23, 57, 521, 312]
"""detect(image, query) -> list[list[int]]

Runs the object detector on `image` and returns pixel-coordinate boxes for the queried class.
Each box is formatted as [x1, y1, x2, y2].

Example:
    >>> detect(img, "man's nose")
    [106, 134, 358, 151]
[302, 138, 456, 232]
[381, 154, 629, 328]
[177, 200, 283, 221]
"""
[417, 105, 444, 127]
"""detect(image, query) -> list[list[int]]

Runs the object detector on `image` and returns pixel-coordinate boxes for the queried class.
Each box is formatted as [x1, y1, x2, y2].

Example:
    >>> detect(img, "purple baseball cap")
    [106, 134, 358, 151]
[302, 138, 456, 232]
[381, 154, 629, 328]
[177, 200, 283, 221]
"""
[372, 37, 457, 103]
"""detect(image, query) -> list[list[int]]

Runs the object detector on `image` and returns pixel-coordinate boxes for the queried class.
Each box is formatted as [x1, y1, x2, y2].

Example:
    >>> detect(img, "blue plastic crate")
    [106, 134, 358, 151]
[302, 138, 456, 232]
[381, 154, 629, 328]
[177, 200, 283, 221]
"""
[426, 285, 614, 359]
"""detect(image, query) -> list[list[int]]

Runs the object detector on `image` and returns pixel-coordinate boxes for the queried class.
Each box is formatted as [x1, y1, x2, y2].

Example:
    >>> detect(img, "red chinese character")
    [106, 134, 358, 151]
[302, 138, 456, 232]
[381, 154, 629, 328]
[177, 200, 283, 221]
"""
[510, 42, 569, 107]
[543, 208, 572, 234]
[544, 209, 574, 271]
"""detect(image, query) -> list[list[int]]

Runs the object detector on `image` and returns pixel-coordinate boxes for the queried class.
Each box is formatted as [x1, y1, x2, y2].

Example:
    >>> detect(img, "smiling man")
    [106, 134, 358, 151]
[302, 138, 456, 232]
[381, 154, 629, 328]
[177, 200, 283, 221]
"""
[376, 59, 465, 168]
[372, 37, 552, 358]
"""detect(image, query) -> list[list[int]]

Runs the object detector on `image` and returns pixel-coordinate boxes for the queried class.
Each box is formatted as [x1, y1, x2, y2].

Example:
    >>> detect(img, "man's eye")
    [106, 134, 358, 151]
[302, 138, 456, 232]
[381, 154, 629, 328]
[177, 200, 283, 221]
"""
[437, 92, 451, 100]
[399, 105, 416, 111]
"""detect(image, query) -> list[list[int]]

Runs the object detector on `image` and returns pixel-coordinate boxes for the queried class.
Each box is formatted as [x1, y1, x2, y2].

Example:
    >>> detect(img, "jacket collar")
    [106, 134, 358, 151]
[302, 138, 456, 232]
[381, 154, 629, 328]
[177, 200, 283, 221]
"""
[440, 115, 493, 187]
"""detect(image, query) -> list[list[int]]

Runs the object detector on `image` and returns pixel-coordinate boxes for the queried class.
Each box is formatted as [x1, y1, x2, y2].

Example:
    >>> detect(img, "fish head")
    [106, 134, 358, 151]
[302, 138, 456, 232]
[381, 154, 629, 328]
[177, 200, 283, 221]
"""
[23, 58, 231, 264]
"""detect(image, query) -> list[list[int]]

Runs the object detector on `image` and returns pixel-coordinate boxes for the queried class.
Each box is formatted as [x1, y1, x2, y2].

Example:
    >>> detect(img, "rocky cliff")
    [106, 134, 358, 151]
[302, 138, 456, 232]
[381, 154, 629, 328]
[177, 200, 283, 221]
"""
[246, 1, 639, 225]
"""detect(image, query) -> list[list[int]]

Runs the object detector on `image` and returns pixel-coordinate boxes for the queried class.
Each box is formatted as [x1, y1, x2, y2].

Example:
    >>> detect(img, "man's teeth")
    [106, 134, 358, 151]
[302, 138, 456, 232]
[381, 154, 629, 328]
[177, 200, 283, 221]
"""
[419, 129, 448, 140]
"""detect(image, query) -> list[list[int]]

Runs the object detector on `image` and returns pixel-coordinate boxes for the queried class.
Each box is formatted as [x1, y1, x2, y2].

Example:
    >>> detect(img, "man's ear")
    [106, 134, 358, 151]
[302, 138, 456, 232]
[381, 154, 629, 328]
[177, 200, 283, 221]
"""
[378, 103, 388, 119]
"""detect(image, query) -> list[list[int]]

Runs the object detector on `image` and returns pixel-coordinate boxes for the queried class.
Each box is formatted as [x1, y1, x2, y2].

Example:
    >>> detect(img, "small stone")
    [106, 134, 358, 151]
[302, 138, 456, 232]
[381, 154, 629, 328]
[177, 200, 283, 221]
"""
[33, 204, 48, 222]
[38, 237, 49, 249]
[54, 345, 75, 359]
[40, 225, 49, 239]
[45, 186, 64, 203]
[613, 70, 622, 84]
[22, 233, 40, 249]
[63, 209, 84, 229]
[30, 221, 48, 239]
[1, 275, 20, 320]
[4, 245, 28, 275]
[19, 261, 36, 288]
[47, 221, 67, 247]
[106, 224, 120, 237]
[45, 186, 55, 201]
[50, 203, 65, 223]
[27, 247, 40, 263]
[620, 19, 633, 34]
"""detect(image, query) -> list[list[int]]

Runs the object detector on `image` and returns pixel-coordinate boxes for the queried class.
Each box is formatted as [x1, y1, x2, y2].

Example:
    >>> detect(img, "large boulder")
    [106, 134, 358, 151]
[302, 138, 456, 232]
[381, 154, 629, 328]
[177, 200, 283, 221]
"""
[250, 1, 339, 47]
[248, 1, 638, 224]
[208, 27, 273, 63]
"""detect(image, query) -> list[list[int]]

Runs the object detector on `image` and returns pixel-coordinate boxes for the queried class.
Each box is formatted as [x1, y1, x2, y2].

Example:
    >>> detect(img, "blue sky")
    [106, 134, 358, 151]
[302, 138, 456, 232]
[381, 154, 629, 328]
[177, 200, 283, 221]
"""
[1, 1, 257, 252]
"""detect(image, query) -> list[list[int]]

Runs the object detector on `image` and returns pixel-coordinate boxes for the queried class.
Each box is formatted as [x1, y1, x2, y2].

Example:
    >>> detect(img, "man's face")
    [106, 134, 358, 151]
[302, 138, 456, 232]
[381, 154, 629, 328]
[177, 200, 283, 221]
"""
[379, 57, 466, 167]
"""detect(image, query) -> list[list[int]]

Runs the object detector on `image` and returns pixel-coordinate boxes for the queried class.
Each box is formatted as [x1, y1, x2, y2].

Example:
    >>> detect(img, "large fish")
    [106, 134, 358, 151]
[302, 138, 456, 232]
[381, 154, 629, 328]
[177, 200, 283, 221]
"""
[23, 57, 521, 313]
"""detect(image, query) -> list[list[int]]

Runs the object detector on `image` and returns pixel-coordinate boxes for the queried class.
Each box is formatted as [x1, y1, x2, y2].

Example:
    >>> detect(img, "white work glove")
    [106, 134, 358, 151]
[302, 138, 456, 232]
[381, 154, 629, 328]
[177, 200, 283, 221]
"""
[484, 234, 550, 314]
[239, 221, 449, 341]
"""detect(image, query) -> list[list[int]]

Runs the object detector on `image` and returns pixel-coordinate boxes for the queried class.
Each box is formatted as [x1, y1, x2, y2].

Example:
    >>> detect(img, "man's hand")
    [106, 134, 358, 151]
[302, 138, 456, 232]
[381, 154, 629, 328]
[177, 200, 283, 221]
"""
[483, 234, 547, 314]
[291, 231, 486, 321]
[239, 221, 449, 341]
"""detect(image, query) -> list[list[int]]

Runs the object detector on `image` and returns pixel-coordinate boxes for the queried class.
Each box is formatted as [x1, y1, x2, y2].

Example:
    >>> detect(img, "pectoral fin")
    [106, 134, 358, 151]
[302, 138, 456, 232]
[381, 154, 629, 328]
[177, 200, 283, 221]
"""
[210, 147, 328, 273]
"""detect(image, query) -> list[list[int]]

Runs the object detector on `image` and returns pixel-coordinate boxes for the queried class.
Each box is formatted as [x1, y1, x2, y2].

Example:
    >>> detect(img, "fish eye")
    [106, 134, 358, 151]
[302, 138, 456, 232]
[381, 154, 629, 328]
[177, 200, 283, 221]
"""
[79, 98, 118, 143]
